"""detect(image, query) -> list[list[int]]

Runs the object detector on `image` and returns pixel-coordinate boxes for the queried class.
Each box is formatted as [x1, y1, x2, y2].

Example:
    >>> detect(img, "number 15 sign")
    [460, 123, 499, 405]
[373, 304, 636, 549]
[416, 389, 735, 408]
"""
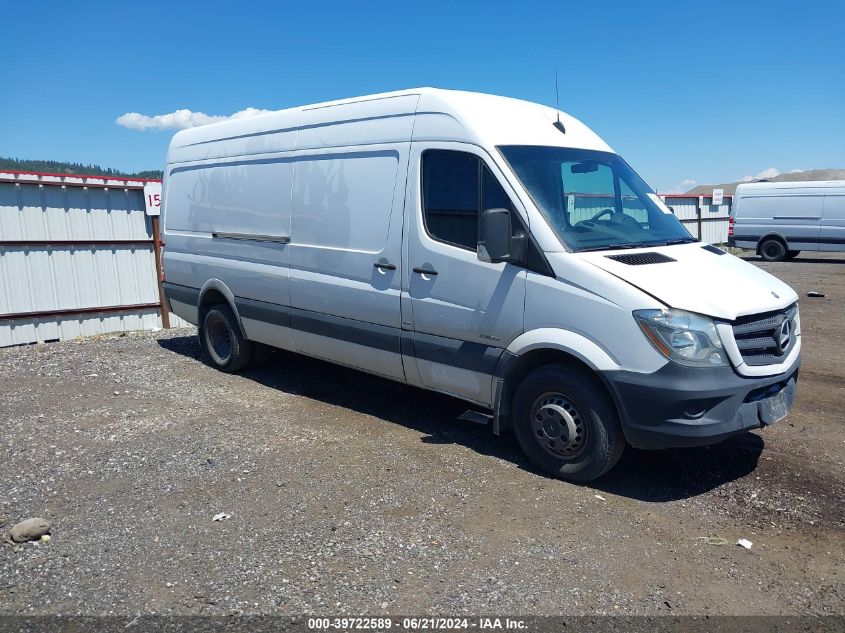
[144, 182, 162, 216]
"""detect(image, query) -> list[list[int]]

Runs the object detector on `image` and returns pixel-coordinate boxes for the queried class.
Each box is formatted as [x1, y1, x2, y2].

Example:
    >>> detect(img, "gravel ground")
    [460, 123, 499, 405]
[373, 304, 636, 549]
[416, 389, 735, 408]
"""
[1, 254, 843, 617]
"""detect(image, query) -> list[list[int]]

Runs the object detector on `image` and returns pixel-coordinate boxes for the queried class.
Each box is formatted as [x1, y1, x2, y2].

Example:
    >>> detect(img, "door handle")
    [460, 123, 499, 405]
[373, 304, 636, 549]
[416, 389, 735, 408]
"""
[413, 266, 438, 276]
[373, 262, 396, 271]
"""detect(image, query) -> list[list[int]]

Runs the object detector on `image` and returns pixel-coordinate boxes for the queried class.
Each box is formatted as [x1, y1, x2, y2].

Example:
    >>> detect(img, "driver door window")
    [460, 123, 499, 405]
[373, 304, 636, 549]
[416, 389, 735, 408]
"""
[421, 150, 518, 251]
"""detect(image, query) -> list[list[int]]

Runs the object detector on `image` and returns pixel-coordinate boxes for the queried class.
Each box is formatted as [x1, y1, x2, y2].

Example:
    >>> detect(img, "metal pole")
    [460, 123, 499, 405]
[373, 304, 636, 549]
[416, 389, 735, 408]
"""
[151, 215, 171, 329]
[697, 197, 704, 240]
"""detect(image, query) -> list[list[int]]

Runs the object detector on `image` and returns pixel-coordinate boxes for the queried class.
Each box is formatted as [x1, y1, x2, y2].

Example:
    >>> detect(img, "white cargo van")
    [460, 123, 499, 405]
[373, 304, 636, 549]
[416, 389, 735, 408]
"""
[729, 180, 845, 260]
[161, 88, 801, 481]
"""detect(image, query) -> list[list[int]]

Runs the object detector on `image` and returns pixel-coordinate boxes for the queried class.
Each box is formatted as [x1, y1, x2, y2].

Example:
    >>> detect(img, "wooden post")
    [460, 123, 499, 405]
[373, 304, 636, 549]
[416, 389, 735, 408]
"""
[151, 215, 171, 329]
[696, 196, 704, 240]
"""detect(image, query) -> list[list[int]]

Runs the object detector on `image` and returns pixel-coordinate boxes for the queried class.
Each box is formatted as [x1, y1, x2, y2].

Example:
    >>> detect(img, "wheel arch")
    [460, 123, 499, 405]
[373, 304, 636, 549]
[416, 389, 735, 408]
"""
[493, 330, 622, 435]
[757, 232, 789, 253]
[198, 279, 247, 338]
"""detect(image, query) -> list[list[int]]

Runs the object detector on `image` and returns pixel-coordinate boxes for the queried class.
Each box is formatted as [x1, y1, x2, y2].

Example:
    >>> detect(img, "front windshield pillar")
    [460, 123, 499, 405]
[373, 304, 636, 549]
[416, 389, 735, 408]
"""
[612, 169, 622, 215]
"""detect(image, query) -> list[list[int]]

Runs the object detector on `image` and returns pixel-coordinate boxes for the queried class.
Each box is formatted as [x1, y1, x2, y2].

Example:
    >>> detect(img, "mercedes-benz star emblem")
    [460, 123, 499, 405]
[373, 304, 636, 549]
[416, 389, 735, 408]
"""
[777, 319, 791, 353]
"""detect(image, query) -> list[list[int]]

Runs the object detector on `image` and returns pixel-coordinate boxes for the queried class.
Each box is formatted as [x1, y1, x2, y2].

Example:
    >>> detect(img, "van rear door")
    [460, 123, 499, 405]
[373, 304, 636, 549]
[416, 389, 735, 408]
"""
[820, 182, 845, 252]
[403, 143, 527, 406]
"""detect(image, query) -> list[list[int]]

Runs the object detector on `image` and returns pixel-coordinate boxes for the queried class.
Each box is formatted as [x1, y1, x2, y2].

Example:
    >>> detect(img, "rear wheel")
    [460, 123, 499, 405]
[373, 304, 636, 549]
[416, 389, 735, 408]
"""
[786, 250, 801, 260]
[512, 364, 625, 482]
[759, 237, 787, 262]
[200, 303, 253, 372]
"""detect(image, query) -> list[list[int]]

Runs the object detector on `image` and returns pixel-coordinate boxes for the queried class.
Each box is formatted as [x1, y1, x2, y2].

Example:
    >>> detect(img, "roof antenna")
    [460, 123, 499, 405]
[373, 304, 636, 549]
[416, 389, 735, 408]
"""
[553, 70, 566, 134]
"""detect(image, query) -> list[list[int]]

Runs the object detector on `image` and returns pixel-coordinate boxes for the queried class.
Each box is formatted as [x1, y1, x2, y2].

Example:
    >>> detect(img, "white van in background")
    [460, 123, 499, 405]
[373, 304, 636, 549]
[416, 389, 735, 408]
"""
[729, 180, 845, 260]
[161, 88, 801, 482]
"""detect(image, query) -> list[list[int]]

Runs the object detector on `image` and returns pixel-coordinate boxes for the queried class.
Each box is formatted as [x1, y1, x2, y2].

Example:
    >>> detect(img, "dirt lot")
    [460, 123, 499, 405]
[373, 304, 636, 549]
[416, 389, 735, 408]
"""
[1, 253, 843, 617]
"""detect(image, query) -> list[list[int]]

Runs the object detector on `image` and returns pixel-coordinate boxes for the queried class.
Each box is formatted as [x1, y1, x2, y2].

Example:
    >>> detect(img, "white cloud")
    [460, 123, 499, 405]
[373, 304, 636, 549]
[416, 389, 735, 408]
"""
[663, 178, 696, 193]
[739, 167, 781, 182]
[116, 107, 272, 131]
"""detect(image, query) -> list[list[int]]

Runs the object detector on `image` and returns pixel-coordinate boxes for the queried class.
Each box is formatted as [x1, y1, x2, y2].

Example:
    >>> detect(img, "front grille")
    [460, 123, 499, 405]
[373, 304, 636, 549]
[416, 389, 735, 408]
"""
[606, 252, 676, 265]
[731, 304, 798, 366]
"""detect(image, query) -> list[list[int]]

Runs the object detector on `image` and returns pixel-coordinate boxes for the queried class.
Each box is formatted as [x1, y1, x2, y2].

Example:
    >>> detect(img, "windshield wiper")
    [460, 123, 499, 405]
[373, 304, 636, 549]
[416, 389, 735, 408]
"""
[622, 237, 699, 248]
[662, 237, 699, 245]
[575, 242, 650, 252]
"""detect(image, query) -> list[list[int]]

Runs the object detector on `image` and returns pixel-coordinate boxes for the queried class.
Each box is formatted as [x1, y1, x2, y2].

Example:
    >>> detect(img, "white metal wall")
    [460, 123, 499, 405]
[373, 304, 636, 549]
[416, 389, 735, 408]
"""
[0, 172, 188, 347]
[568, 194, 731, 243]
[663, 195, 731, 243]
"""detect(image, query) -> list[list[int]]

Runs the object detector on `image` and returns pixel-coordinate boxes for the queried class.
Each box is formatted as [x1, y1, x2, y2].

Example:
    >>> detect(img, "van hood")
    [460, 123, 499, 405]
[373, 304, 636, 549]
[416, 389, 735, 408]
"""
[575, 243, 798, 320]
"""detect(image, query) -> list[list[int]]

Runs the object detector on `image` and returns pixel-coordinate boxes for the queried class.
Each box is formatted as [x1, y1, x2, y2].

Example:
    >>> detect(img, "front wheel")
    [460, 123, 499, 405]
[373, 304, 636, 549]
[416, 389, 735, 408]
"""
[512, 365, 625, 482]
[200, 303, 253, 372]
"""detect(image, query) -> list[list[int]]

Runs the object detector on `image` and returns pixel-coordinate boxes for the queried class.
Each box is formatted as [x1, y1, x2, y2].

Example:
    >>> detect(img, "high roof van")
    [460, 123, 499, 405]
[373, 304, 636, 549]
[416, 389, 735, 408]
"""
[161, 88, 800, 481]
[729, 180, 845, 261]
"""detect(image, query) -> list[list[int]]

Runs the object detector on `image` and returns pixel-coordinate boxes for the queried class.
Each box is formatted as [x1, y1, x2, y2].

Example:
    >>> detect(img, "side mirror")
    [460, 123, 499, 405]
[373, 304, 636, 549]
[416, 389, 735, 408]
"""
[478, 208, 527, 265]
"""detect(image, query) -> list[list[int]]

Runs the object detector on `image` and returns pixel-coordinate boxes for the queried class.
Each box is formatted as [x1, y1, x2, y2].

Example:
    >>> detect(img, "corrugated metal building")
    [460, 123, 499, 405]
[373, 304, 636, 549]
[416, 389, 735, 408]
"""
[0, 170, 187, 347]
[662, 194, 731, 243]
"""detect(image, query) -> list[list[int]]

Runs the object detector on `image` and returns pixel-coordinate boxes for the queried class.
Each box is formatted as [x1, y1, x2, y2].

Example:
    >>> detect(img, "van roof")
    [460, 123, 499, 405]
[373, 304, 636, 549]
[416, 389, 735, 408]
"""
[735, 180, 845, 193]
[168, 88, 613, 160]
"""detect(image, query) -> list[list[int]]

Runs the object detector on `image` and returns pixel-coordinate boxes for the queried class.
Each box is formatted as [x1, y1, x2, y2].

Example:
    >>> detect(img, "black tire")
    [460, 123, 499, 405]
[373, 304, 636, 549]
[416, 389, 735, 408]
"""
[786, 250, 801, 260]
[199, 303, 253, 372]
[512, 364, 625, 482]
[759, 237, 787, 262]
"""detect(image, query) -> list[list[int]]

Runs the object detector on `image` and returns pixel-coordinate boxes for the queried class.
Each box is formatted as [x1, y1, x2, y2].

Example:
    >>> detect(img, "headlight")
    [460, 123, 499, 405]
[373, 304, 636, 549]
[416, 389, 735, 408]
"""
[633, 308, 728, 367]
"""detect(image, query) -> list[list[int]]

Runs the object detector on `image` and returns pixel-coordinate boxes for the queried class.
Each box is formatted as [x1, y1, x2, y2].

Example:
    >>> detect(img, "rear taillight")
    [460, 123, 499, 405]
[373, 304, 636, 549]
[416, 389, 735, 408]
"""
[728, 216, 735, 237]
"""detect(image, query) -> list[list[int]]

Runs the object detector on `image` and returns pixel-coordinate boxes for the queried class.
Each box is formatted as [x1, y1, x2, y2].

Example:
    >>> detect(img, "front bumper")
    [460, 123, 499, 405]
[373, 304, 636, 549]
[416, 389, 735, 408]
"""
[604, 356, 799, 449]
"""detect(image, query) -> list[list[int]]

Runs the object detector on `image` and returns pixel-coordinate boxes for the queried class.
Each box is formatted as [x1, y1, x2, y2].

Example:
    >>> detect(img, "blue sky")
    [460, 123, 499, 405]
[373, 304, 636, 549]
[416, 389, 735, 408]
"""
[3, 0, 843, 191]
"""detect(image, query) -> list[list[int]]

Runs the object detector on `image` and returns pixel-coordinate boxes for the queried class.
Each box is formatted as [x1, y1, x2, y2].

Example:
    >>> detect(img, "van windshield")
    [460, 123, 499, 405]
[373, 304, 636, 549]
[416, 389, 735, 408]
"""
[499, 146, 695, 252]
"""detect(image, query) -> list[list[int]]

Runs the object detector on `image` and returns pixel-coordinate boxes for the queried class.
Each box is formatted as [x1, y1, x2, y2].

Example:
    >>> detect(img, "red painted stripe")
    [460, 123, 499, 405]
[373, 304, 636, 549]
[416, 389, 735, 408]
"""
[661, 193, 733, 199]
[0, 168, 161, 183]
[0, 302, 162, 322]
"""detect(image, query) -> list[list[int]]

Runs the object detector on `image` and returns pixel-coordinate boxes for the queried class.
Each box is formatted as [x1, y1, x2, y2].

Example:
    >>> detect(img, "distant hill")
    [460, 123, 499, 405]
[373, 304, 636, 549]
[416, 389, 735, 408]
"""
[0, 157, 163, 180]
[687, 169, 845, 195]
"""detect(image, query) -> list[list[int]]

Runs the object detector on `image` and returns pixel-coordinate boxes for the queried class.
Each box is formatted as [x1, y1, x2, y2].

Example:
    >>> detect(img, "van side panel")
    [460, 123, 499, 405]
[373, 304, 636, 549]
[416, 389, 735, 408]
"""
[820, 183, 845, 251]
[287, 147, 406, 379]
[162, 156, 294, 348]
[285, 98, 417, 381]
[733, 185, 824, 251]
[166, 159, 293, 238]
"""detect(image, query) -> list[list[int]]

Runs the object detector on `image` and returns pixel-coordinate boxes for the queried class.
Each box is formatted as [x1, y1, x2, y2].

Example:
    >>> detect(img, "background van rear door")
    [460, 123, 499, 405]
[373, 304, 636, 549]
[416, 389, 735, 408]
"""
[820, 182, 845, 251]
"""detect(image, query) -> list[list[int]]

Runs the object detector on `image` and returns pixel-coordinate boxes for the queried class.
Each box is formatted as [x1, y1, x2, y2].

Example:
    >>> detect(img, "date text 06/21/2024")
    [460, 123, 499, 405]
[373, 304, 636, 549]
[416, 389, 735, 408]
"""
[307, 617, 528, 630]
